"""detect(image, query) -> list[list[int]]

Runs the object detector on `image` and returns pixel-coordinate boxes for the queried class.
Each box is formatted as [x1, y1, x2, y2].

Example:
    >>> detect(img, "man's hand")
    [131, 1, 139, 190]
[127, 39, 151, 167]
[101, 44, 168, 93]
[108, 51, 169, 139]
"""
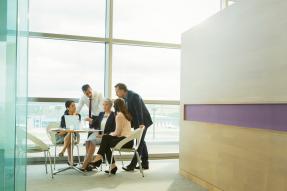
[139, 125, 145, 129]
[85, 117, 93, 125]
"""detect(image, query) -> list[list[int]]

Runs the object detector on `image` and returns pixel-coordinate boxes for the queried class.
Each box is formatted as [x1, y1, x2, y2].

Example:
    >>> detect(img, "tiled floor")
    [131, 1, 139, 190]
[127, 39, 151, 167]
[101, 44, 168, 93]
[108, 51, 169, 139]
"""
[27, 159, 206, 191]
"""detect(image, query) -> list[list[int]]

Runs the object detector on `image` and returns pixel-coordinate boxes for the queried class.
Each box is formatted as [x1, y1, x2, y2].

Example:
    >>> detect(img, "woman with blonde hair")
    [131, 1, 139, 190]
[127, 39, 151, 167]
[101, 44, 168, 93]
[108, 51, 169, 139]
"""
[89, 98, 134, 174]
[80, 98, 116, 171]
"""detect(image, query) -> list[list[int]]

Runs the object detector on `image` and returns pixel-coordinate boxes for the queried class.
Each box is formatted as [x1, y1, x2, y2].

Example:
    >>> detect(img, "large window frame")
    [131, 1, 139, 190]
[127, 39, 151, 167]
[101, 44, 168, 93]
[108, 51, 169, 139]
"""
[28, 0, 231, 152]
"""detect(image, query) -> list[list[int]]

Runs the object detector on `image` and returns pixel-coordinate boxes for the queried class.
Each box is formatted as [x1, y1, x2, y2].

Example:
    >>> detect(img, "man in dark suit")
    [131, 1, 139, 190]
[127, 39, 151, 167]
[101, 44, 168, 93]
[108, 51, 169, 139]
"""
[115, 83, 153, 171]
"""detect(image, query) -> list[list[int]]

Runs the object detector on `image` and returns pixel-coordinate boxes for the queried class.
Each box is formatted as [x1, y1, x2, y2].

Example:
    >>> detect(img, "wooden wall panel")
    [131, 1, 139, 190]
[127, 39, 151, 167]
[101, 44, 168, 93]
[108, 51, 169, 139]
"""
[180, 121, 287, 191]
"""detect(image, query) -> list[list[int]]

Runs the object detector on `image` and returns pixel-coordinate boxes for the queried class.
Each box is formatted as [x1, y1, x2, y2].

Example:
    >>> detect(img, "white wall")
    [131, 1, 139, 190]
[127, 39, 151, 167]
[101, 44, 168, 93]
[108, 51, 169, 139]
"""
[181, 0, 287, 104]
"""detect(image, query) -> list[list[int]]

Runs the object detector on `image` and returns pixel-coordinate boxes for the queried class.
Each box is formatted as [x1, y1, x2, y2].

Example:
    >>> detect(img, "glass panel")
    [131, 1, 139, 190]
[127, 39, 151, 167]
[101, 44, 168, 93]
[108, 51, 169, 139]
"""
[114, 0, 221, 43]
[145, 104, 179, 142]
[0, 0, 28, 190]
[15, 0, 29, 190]
[27, 101, 90, 148]
[29, 0, 106, 37]
[28, 38, 105, 98]
[27, 102, 179, 155]
[228, 0, 235, 6]
[28, 102, 66, 144]
[112, 45, 180, 100]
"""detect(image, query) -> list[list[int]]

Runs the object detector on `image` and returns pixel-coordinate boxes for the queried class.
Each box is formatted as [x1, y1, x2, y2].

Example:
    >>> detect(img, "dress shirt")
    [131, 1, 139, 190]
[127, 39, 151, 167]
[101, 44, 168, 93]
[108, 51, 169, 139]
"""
[77, 90, 103, 116]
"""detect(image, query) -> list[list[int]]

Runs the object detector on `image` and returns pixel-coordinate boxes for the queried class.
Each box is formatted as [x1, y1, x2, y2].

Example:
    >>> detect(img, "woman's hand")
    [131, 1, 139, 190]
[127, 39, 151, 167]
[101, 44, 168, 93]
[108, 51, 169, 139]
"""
[96, 134, 103, 138]
[85, 117, 93, 125]
[109, 132, 116, 136]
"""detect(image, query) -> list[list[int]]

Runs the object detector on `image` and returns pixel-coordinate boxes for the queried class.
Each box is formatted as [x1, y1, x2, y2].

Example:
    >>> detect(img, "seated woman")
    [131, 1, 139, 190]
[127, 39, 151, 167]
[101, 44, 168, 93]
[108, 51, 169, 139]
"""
[81, 98, 116, 171]
[88, 98, 134, 174]
[56, 100, 80, 166]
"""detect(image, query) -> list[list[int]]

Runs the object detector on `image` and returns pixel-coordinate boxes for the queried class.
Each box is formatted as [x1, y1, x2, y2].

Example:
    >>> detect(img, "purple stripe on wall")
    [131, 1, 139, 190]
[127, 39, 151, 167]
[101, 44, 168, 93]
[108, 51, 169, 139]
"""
[184, 104, 287, 131]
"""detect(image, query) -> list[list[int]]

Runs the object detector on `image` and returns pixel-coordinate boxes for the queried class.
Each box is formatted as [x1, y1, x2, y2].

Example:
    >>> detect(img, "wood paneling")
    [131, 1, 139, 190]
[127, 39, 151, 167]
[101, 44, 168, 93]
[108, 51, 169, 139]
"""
[179, 121, 287, 191]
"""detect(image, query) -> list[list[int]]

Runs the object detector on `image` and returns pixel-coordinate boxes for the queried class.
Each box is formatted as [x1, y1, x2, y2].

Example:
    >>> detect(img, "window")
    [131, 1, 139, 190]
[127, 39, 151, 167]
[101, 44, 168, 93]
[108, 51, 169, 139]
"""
[27, 1, 224, 156]
[112, 45, 180, 100]
[228, 0, 236, 6]
[145, 104, 179, 142]
[27, 102, 179, 144]
[114, 0, 221, 43]
[29, 0, 106, 37]
[28, 38, 105, 98]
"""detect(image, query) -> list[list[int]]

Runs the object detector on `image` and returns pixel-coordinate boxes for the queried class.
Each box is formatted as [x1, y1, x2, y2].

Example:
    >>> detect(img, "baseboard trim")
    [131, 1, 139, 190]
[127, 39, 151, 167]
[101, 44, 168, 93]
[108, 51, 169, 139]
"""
[180, 169, 223, 191]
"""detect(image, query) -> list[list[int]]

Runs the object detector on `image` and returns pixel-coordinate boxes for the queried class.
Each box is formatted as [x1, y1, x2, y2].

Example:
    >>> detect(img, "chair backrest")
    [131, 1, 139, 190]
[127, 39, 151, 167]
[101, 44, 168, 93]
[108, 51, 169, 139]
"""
[46, 122, 60, 145]
[27, 132, 49, 151]
[114, 127, 145, 150]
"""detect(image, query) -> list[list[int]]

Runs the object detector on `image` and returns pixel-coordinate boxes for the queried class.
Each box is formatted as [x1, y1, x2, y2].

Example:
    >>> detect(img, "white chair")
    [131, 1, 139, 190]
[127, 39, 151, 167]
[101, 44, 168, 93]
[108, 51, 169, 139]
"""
[46, 122, 81, 169]
[109, 127, 145, 177]
[27, 132, 53, 178]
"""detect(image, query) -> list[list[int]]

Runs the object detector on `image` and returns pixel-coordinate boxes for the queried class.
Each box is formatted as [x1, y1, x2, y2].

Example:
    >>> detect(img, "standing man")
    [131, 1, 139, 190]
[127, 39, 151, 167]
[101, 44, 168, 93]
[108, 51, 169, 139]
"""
[77, 84, 103, 126]
[115, 83, 153, 171]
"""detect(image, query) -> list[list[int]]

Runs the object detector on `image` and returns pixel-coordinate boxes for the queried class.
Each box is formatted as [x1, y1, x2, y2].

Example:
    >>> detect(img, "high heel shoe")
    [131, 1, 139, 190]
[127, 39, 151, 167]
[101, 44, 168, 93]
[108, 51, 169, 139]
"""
[78, 165, 93, 172]
[105, 167, 118, 175]
[89, 159, 102, 168]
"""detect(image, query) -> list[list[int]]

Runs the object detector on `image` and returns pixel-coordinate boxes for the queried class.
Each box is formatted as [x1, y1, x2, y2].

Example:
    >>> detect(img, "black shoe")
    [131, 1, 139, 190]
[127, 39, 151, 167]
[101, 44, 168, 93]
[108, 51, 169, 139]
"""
[122, 165, 135, 172]
[104, 167, 118, 175]
[135, 164, 149, 170]
[87, 165, 93, 171]
[90, 159, 102, 168]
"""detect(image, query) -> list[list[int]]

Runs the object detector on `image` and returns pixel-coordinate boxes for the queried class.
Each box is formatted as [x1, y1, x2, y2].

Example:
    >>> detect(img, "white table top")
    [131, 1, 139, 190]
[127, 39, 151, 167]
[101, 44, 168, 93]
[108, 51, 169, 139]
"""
[49, 128, 103, 133]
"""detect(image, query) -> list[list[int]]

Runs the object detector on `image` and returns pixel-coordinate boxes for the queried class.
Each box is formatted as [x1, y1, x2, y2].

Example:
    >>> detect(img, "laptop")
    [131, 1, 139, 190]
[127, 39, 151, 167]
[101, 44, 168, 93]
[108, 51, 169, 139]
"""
[64, 115, 80, 130]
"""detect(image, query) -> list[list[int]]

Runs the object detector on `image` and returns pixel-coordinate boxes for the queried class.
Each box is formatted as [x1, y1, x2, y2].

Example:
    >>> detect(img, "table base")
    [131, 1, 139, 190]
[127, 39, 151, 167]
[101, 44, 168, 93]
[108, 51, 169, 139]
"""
[53, 165, 86, 175]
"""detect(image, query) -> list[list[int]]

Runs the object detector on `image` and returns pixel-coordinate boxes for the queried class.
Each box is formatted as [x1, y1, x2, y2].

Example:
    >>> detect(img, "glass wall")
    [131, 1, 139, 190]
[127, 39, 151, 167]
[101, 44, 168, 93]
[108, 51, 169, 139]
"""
[112, 45, 180, 100]
[114, 0, 221, 43]
[0, 0, 28, 190]
[29, 0, 106, 37]
[28, 38, 105, 98]
[27, 0, 222, 155]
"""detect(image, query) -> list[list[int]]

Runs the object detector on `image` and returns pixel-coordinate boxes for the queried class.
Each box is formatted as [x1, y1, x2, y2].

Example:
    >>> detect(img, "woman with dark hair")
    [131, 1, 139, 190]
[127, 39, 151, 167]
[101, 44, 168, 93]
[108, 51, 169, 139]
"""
[56, 100, 81, 165]
[86, 98, 134, 174]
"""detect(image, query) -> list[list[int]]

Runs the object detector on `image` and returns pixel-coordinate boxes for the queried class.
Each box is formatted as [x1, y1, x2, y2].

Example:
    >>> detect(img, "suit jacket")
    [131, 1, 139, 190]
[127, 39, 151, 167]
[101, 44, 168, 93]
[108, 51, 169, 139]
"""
[91, 111, 116, 134]
[125, 90, 153, 129]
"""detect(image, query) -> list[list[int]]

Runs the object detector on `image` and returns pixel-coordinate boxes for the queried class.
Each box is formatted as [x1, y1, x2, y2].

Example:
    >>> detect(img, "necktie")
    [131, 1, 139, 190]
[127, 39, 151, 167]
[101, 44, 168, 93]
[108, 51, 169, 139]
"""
[89, 98, 92, 118]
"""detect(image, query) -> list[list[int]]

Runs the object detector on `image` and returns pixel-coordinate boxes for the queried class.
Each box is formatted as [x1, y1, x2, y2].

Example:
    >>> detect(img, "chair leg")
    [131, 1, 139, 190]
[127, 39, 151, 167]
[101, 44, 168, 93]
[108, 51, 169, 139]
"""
[47, 151, 54, 179]
[136, 151, 144, 177]
[118, 151, 124, 167]
[105, 155, 108, 166]
[109, 151, 114, 176]
[100, 163, 103, 171]
[44, 151, 48, 174]
[76, 145, 81, 165]
[54, 145, 57, 170]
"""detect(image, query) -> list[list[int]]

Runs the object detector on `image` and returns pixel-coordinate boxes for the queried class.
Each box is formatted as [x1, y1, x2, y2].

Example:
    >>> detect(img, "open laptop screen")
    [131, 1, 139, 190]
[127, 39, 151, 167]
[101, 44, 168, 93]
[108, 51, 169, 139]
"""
[64, 115, 80, 130]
